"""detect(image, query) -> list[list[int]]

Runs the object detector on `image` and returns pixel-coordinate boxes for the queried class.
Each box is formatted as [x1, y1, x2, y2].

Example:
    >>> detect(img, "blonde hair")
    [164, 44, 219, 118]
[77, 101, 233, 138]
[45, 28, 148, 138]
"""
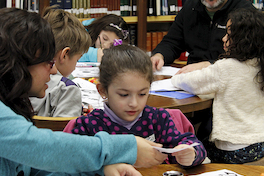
[42, 5, 91, 57]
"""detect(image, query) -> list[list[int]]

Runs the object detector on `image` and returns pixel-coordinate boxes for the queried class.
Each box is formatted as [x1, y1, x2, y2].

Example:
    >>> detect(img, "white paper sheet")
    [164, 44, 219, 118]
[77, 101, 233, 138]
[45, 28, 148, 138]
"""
[154, 66, 180, 76]
[72, 78, 104, 109]
[153, 143, 200, 154]
[150, 78, 180, 91]
[189, 169, 243, 176]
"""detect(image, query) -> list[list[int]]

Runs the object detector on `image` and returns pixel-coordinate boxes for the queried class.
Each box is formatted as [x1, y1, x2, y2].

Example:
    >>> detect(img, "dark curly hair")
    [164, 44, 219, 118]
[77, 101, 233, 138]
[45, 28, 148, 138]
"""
[219, 8, 264, 91]
[0, 8, 55, 121]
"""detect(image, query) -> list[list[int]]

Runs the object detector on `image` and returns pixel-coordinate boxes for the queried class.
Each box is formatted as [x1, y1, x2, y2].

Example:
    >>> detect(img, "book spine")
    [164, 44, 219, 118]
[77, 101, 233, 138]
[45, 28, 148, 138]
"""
[132, 0, 136, 16]
[156, 0, 161, 15]
[83, 0, 87, 17]
[129, 24, 137, 46]
[6, 0, 12, 7]
[151, 31, 158, 51]
[79, 0, 84, 18]
[87, 0, 90, 17]
[146, 32, 152, 54]
[177, 0, 182, 12]
[103, 0, 107, 16]
[120, 0, 124, 16]
[157, 32, 163, 44]
[90, 0, 94, 17]
[72, 0, 76, 16]
[64, 0, 72, 13]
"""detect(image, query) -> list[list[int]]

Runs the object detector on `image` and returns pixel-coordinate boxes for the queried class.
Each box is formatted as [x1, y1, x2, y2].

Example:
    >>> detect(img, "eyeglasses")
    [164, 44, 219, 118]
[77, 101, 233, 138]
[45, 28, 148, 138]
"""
[47, 60, 55, 69]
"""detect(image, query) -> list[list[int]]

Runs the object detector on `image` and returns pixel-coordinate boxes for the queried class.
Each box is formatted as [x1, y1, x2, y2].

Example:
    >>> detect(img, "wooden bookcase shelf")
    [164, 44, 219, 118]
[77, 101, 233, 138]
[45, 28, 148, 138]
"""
[79, 15, 176, 24]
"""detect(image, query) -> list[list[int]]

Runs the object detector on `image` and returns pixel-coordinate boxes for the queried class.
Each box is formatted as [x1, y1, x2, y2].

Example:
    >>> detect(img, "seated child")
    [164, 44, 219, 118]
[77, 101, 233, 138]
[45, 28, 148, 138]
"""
[171, 8, 264, 164]
[30, 6, 91, 117]
[72, 44, 207, 166]
[79, 14, 129, 62]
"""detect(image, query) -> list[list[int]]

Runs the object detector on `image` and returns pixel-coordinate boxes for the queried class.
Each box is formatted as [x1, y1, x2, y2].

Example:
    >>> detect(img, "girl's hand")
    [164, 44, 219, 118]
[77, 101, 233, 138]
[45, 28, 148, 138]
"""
[104, 163, 142, 176]
[171, 144, 196, 166]
[134, 136, 168, 168]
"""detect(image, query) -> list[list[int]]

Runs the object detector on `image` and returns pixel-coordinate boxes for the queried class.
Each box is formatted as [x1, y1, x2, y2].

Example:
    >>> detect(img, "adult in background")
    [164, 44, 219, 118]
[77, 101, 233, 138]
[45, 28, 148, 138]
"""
[151, 0, 254, 73]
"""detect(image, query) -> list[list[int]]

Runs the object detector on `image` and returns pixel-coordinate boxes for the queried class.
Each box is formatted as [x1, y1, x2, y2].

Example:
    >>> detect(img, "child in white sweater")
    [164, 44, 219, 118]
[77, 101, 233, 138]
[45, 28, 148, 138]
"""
[171, 8, 264, 164]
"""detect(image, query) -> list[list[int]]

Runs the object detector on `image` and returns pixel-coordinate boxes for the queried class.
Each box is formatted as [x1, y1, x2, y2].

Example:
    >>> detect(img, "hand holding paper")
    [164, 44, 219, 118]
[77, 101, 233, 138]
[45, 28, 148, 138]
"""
[153, 142, 199, 154]
[153, 143, 199, 166]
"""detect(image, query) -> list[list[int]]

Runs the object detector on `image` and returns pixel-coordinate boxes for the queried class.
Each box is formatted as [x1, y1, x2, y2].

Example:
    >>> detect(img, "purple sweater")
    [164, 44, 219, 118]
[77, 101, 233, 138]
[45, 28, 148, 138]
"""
[72, 105, 206, 166]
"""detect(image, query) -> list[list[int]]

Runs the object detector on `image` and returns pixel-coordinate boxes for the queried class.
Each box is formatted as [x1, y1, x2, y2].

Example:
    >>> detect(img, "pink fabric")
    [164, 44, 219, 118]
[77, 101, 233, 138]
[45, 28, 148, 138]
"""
[165, 109, 195, 134]
[63, 119, 76, 133]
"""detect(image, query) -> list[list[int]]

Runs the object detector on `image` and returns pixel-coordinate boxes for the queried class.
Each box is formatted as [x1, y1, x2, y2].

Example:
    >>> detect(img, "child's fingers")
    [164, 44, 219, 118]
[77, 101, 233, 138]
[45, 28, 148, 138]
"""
[172, 145, 196, 166]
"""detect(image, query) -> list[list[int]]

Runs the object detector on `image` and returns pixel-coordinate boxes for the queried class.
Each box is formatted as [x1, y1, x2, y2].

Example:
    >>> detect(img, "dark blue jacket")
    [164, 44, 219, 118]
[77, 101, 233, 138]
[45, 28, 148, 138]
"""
[152, 0, 254, 65]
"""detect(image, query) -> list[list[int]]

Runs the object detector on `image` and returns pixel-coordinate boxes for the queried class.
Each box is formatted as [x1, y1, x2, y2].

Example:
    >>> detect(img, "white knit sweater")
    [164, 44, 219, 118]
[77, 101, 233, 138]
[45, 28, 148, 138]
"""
[171, 58, 264, 145]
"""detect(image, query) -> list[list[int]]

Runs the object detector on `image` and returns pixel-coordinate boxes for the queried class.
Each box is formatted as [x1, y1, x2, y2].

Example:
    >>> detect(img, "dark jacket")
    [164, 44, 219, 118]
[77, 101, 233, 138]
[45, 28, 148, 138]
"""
[152, 0, 254, 65]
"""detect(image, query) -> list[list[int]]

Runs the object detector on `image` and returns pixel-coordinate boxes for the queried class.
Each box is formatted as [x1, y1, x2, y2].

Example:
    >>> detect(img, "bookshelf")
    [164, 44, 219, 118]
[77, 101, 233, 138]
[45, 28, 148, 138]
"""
[39, 0, 50, 15]
[39, 0, 176, 50]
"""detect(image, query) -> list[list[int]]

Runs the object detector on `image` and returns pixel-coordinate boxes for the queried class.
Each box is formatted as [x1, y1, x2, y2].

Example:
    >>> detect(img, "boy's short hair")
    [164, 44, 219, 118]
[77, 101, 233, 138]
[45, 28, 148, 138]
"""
[42, 6, 91, 57]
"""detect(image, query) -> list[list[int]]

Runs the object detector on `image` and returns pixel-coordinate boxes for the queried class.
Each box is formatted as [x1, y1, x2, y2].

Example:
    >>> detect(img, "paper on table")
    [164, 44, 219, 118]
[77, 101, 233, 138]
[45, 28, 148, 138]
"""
[149, 78, 195, 99]
[154, 66, 180, 76]
[149, 90, 195, 99]
[71, 66, 99, 78]
[189, 169, 243, 176]
[150, 78, 179, 91]
[153, 143, 200, 154]
[72, 78, 104, 109]
[76, 62, 100, 67]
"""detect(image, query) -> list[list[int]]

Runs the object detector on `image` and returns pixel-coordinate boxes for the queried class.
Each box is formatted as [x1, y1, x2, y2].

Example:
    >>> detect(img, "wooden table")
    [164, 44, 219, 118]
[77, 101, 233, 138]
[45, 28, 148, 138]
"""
[147, 75, 213, 114]
[147, 95, 212, 114]
[137, 163, 264, 176]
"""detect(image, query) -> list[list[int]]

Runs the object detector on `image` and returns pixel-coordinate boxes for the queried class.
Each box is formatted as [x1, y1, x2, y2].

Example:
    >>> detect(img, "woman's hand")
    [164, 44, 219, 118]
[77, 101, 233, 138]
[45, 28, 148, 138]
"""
[104, 163, 142, 176]
[134, 136, 168, 168]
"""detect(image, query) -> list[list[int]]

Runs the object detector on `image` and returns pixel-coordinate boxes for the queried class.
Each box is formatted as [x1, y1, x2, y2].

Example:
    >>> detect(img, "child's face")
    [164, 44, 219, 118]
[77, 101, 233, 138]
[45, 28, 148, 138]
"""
[58, 53, 83, 77]
[28, 61, 55, 98]
[106, 71, 150, 122]
[95, 30, 120, 49]
[222, 19, 231, 52]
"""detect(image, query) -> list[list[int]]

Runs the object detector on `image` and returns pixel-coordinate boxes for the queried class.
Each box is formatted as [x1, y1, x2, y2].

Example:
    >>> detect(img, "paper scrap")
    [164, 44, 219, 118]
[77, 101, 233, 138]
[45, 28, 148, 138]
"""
[189, 169, 243, 176]
[153, 143, 200, 154]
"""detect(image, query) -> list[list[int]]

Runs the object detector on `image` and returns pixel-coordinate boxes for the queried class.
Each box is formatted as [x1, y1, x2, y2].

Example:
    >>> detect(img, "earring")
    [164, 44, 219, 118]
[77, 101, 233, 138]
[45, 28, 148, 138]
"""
[102, 96, 108, 102]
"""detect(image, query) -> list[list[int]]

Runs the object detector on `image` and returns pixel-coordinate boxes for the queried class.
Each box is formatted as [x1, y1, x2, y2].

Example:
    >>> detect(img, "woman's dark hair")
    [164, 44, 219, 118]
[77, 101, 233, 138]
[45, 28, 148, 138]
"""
[219, 8, 264, 91]
[99, 45, 153, 91]
[85, 14, 129, 45]
[0, 8, 55, 121]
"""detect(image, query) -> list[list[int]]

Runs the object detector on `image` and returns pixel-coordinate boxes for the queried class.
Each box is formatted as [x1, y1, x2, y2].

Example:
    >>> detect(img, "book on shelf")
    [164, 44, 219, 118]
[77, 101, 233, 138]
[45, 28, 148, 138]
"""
[64, 0, 72, 13]
[146, 30, 168, 53]
[148, 0, 156, 16]
[168, 0, 177, 15]
[151, 32, 158, 52]
[131, 0, 136, 16]
[148, 0, 182, 16]
[129, 24, 137, 46]
[177, 0, 182, 12]
[161, 0, 168, 15]
[146, 32, 152, 54]
[7, 0, 38, 12]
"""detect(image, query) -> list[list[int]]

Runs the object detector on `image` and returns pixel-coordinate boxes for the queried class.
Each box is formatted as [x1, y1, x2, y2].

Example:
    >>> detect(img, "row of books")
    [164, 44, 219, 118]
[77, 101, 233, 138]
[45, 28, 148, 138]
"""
[146, 31, 168, 54]
[50, 0, 136, 18]
[49, 0, 187, 18]
[250, 0, 264, 10]
[6, 0, 39, 12]
[148, 0, 185, 16]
